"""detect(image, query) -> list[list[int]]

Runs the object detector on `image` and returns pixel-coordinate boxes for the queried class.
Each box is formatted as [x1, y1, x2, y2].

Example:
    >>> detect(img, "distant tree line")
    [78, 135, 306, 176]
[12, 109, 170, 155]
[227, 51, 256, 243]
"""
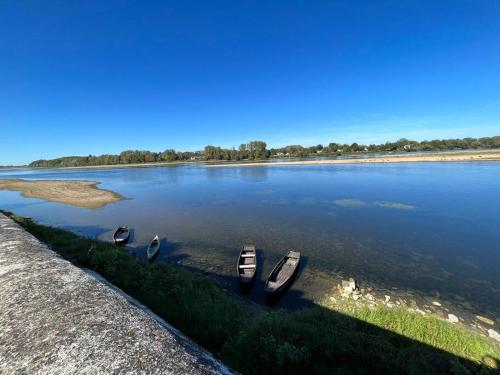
[28, 136, 500, 167]
[29, 150, 201, 168]
[269, 136, 500, 157]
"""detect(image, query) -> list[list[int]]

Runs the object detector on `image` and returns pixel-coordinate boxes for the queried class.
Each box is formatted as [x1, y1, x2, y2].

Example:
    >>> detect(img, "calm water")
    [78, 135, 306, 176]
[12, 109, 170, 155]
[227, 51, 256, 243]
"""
[1, 163, 499, 315]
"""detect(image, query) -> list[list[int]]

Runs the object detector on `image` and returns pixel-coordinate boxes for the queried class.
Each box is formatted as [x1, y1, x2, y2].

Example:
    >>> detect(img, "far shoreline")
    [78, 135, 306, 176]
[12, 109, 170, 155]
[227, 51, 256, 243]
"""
[207, 150, 500, 168]
[4, 149, 500, 171]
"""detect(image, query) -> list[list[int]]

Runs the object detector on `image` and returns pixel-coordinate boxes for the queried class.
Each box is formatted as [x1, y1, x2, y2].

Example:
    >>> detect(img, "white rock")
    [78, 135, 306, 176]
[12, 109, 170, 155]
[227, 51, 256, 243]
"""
[488, 329, 500, 342]
[432, 301, 442, 307]
[365, 293, 374, 301]
[384, 295, 391, 303]
[447, 314, 459, 324]
[476, 315, 494, 326]
[353, 293, 361, 301]
[416, 309, 426, 315]
[341, 278, 356, 292]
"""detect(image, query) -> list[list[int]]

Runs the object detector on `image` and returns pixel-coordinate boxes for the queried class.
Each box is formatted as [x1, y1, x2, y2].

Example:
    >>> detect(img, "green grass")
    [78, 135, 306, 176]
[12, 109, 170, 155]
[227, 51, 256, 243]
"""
[3, 210, 499, 374]
[221, 306, 500, 374]
[325, 302, 500, 370]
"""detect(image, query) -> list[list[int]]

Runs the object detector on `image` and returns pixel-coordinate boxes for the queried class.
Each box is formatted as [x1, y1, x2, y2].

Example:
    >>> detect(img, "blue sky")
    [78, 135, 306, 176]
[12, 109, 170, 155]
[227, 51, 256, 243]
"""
[1, 1, 499, 165]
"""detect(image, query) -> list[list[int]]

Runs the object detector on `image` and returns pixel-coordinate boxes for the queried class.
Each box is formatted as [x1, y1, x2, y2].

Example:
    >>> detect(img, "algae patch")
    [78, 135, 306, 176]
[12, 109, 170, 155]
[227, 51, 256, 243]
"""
[373, 201, 415, 210]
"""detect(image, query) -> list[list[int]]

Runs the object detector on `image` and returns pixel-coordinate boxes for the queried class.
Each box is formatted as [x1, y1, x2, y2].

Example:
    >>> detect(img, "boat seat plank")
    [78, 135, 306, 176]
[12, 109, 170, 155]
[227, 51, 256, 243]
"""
[239, 264, 256, 269]
[241, 254, 255, 258]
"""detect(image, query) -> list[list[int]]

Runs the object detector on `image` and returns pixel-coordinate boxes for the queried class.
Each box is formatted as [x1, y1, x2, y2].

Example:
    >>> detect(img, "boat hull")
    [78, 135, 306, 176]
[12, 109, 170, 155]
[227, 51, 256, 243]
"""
[113, 227, 130, 245]
[237, 245, 257, 285]
[265, 251, 300, 294]
[147, 236, 160, 262]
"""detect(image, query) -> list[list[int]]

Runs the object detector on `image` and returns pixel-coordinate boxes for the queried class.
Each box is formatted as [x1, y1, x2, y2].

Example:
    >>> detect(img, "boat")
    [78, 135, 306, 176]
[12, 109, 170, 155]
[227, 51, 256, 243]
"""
[237, 244, 257, 284]
[113, 226, 130, 245]
[264, 251, 301, 294]
[147, 235, 160, 262]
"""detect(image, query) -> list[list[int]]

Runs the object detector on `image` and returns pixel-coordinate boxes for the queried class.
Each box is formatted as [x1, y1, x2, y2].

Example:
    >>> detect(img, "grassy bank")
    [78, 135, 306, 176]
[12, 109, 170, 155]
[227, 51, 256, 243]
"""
[3, 210, 498, 374]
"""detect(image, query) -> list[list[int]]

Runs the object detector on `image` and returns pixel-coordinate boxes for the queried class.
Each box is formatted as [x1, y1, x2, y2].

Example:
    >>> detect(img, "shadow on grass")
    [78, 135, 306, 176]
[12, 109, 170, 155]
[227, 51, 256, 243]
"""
[2, 210, 499, 374]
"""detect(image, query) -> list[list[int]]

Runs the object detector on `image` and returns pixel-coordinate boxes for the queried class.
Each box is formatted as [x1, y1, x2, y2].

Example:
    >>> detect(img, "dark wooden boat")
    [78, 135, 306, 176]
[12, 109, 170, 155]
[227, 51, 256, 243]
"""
[147, 235, 160, 262]
[265, 251, 300, 294]
[113, 226, 130, 245]
[237, 244, 257, 284]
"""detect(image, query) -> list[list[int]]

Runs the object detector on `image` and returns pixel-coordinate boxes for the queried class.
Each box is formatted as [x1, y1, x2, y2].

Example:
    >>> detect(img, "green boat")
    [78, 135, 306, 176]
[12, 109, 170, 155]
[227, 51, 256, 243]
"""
[147, 235, 160, 262]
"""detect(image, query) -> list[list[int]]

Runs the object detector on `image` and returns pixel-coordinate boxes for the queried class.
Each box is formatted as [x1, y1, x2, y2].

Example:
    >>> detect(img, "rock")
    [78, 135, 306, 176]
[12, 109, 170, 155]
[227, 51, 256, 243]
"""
[329, 296, 336, 303]
[365, 293, 374, 301]
[341, 278, 357, 295]
[488, 329, 500, 342]
[353, 293, 361, 301]
[416, 309, 426, 315]
[447, 314, 459, 323]
[342, 278, 356, 289]
[432, 301, 442, 307]
[386, 302, 394, 308]
[475, 315, 494, 326]
[384, 295, 391, 303]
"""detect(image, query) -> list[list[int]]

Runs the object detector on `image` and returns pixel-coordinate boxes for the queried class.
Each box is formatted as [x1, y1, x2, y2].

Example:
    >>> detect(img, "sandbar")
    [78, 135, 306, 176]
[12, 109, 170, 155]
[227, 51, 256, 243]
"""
[0, 179, 123, 208]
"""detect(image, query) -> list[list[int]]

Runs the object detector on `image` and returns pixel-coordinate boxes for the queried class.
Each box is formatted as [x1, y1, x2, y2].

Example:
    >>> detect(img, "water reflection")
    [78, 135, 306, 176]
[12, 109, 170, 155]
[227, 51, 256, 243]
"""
[1, 163, 500, 316]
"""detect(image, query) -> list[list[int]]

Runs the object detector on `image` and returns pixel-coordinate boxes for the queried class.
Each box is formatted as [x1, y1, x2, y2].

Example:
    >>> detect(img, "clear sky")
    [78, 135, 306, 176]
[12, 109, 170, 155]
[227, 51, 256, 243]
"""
[1, 1, 499, 165]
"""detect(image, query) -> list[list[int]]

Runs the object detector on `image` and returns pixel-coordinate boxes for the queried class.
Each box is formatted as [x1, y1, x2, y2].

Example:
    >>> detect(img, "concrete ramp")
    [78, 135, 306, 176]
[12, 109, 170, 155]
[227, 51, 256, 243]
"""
[0, 213, 232, 374]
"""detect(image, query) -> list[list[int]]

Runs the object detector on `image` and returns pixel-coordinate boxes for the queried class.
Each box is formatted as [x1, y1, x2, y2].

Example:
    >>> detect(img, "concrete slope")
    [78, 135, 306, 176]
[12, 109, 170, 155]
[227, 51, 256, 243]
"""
[0, 213, 233, 374]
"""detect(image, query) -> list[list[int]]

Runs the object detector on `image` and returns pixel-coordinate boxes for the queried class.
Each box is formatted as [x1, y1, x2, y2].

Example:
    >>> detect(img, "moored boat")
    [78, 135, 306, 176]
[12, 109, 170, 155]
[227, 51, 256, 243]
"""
[237, 244, 257, 284]
[147, 235, 160, 262]
[113, 226, 130, 245]
[264, 251, 300, 294]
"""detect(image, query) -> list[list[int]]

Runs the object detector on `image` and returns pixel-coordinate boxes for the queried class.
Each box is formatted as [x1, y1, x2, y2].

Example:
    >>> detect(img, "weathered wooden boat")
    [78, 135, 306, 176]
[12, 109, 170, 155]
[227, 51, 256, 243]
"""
[113, 226, 130, 245]
[147, 235, 160, 262]
[237, 244, 257, 284]
[264, 251, 300, 294]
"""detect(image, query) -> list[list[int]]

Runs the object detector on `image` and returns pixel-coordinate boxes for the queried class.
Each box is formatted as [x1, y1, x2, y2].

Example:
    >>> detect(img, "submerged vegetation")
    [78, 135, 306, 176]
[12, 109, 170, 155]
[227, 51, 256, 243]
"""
[3, 210, 499, 374]
[28, 135, 500, 167]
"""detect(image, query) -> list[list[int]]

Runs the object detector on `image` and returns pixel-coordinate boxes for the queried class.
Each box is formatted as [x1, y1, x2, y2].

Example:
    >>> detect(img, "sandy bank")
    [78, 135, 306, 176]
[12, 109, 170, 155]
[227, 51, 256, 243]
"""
[206, 151, 500, 168]
[0, 179, 123, 208]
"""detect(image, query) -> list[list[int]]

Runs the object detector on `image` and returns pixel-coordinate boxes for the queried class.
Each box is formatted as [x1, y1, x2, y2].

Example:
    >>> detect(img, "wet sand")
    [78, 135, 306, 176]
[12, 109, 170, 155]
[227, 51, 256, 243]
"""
[0, 179, 123, 208]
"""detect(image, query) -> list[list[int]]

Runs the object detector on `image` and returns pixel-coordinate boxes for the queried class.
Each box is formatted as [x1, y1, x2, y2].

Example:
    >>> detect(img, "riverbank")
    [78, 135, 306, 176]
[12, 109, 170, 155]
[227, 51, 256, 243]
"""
[207, 150, 500, 168]
[0, 179, 123, 208]
[20, 150, 500, 170]
[0, 212, 230, 374]
[2, 210, 498, 373]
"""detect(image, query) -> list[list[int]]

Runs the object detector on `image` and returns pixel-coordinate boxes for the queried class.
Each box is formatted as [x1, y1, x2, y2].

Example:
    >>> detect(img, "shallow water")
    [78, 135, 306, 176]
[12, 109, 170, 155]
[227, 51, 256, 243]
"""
[1, 163, 499, 315]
